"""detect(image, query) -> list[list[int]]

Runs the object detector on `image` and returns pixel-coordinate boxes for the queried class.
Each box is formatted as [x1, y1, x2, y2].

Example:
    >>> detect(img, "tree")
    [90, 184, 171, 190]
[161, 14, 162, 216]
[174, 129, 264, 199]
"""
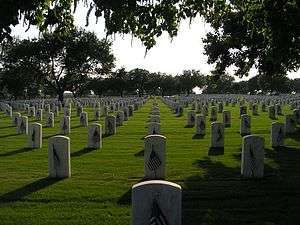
[38, 29, 115, 102]
[1, 29, 115, 102]
[289, 78, 300, 93]
[258, 73, 290, 92]
[159, 74, 180, 96]
[144, 72, 163, 95]
[202, 1, 300, 82]
[0, 39, 43, 99]
[90, 77, 110, 97]
[107, 68, 130, 97]
[1, 1, 299, 80]
[177, 70, 206, 95]
[128, 68, 150, 96]
[203, 73, 234, 94]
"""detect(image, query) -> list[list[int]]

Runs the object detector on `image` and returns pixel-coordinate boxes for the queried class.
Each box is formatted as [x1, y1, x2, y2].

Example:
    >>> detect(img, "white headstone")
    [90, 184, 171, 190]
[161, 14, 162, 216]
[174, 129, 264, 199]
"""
[252, 104, 258, 115]
[48, 135, 71, 178]
[129, 105, 134, 116]
[240, 106, 247, 117]
[94, 108, 101, 120]
[195, 115, 206, 135]
[152, 107, 160, 116]
[103, 106, 109, 117]
[45, 104, 51, 114]
[241, 135, 264, 178]
[28, 107, 36, 117]
[12, 112, 21, 126]
[187, 111, 196, 127]
[144, 135, 166, 179]
[223, 110, 231, 127]
[148, 122, 161, 135]
[54, 106, 59, 117]
[116, 111, 124, 126]
[150, 115, 160, 123]
[271, 122, 285, 147]
[87, 123, 102, 149]
[36, 109, 43, 121]
[46, 112, 54, 128]
[268, 106, 276, 119]
[28, 122, 42, 148]
[60, 116, 70, 135]
[80, 112, 88, 127]
[240, 114, 251, 136]
[210, 122, 224, 148]
[210, 106, 217, 121]
[105, 115, 116, 135]
[176, 105, 183, 117]
[17, 116, 28, 134]
[132, 180, 182, 225]
[123, 107, 129, 121]
[6, 106, 13, 117]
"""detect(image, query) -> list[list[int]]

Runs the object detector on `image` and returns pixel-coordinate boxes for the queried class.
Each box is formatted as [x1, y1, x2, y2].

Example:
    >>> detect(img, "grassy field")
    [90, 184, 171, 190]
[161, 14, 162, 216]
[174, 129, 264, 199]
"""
[0, 98, 300, 225]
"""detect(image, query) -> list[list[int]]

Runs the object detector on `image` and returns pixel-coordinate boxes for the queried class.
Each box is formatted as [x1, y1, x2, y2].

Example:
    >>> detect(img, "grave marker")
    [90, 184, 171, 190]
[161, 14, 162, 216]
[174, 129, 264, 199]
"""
[144, 135, 166, 179]
[241, 135, 264, 178]
[48, 135, 71, 178]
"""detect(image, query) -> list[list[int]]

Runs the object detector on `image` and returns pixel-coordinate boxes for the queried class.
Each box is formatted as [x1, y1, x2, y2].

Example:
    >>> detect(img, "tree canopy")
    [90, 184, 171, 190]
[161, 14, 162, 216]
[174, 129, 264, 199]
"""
[0, 0, 299, 80]
[0, 28, 115, 100]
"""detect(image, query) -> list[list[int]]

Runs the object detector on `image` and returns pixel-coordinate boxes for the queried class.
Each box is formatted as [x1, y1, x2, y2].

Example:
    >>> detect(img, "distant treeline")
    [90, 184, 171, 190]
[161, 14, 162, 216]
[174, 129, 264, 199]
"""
[0, 30, 299, 100]
[1, 65, 299, 100]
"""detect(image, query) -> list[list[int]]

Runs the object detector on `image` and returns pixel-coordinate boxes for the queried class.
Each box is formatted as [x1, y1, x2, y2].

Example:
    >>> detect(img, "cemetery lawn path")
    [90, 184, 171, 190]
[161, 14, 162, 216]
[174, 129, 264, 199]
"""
[0, 98, 300, 225]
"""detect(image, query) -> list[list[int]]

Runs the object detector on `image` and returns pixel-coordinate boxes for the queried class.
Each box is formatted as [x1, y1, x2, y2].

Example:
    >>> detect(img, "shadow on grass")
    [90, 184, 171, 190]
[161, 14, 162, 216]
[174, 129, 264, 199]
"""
[192, 134, 205, 139]
[102, 133, 114, 138]
[208, 147, 224, 156]
[117, 178, 145, 205]
[117, 188, 131, 205]
[134, 149, 144, 157]
[192, 157, 240, 179]
[0, 133, 21, 139]
[0, 147, 34, 157]
[286, 129, 300, 142]
[71, 147, 96, 157]
[71, 125, 83, 129]
[0, 177, 63, 203]
[184, 125, 194, 128]
[265, 146, 300, 176]
[182, 147, 300, 225]
[0, 125, 15, 130]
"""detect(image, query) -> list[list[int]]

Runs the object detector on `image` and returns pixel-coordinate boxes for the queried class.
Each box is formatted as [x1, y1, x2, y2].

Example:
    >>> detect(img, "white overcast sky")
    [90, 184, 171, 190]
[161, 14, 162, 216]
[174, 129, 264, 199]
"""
[11, 5, 299, 81]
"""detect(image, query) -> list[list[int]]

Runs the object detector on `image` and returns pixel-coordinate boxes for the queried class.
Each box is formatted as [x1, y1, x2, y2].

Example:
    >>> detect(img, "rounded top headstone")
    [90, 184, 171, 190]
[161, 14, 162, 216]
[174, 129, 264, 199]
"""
[50, 135, 70, 141]
[132, 180, 181, 190]
[144, 134, 166, 140]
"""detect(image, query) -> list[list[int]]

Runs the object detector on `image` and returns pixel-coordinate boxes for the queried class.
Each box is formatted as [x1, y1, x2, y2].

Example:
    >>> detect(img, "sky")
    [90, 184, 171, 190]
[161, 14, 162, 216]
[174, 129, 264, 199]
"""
[11, 5, 299, 82]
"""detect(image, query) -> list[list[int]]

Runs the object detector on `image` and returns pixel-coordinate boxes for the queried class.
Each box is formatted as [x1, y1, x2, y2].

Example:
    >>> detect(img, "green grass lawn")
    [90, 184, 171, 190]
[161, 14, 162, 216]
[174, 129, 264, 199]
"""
[0, 98, 300, 225]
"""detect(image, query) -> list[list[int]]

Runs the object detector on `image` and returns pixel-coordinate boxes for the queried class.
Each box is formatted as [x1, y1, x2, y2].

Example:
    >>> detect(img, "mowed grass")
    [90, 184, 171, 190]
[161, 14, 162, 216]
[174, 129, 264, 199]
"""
[0, 97, 300, 225]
